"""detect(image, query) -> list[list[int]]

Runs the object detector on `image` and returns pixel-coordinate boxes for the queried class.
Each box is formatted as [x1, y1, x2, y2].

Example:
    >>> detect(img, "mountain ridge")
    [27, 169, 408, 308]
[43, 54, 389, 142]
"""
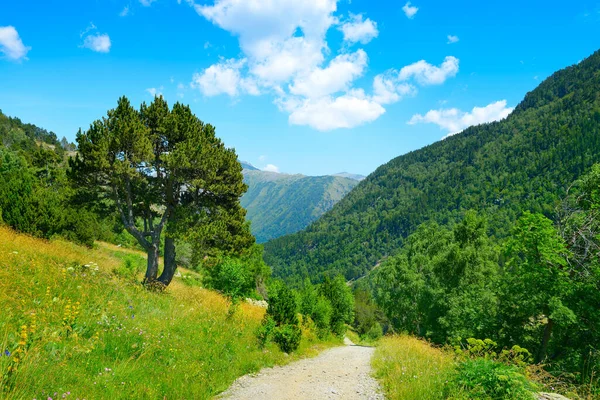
[263, 49, 600, 284]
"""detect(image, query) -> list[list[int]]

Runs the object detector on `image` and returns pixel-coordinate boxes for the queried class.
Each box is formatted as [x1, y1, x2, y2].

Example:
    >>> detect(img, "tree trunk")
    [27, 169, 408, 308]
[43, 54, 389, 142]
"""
[536, 318, 554, 363]
[158, 236, 177, 286]
[144, 243, 160, 284]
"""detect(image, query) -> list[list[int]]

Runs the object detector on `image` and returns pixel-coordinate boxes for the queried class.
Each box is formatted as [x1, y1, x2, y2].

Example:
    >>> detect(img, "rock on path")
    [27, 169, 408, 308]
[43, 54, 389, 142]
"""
[218, 339, 384, 399]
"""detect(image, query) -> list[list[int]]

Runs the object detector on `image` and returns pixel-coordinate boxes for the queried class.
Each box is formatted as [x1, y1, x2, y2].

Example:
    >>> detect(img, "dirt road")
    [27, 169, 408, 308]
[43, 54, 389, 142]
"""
[218, 339, 384, 399]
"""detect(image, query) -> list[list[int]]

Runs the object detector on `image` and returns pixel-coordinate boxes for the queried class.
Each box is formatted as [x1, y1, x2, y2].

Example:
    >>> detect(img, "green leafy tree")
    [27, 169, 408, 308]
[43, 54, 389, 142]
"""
[264, 282, 301, 353]
[320, 275, 354, 336]
[374, 212, 499, 342]
[69, 96, 253, 287]
[353, 288, 381, 337]
[501, 212, 575, 363]
[299, 278, 333, 337]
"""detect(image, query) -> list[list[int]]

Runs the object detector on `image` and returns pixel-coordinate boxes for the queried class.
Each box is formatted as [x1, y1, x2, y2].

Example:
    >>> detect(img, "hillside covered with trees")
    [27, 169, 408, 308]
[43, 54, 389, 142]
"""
[241, 168, 359, 242]
[264, 49, 600, 284]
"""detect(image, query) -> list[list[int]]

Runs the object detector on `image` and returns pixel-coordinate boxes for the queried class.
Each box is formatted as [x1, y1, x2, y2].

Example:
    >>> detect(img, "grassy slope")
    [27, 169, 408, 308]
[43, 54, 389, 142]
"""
[372, 336, 597, 400]
[0, 226, 338, 399]
[372, 335, 455, 400]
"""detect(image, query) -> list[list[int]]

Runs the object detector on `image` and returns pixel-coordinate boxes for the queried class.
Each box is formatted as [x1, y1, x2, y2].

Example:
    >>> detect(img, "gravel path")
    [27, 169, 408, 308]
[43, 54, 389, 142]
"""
[218, 338, 384, 399]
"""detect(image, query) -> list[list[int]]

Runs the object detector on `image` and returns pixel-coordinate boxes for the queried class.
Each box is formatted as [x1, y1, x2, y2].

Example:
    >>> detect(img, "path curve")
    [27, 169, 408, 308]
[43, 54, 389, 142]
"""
[218, 338, 384, 399]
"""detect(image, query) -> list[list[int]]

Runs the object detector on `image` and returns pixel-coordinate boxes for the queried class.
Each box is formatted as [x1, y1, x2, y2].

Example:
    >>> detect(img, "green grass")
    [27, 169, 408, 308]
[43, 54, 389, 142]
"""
[345, 326, 380, 347]
[372, 335, 455, 400]
[0, 226, 339, 399]
[372, 335, 550, 400]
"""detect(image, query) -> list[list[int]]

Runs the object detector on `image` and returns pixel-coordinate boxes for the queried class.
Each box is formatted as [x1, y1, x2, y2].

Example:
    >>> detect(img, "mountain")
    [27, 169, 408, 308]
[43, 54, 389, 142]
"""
[240, 160, 260, 171]
[240, 167, 359, 243]
[332, 172, 366, 181]
[263, 49, 600, 285]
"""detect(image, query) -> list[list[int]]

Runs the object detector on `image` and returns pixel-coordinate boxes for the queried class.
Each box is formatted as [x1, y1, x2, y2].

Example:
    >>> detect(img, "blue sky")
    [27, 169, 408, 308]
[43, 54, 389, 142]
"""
[1, 0, 599, 176]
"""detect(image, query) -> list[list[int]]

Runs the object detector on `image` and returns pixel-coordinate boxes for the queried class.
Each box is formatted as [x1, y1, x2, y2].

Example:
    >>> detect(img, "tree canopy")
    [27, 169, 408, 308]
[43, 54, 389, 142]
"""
[70, 96, 253, 287]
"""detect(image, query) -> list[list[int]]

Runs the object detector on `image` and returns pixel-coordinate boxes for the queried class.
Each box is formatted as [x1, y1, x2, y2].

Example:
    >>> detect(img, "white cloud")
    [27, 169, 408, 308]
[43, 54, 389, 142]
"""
[0, 26, 31, 61]
[83, 33, 111, 53]
[370, 56, 458, 105]
[263, 164, 280, 173]
[191, 58, 244, 96]
[286, 90, 385, 131]
[372, 72, 415, 105]
[119, 6, 130, 17]
[186, 0, 459, 131]
[193, 0, 337, 85]
[447, 35, 459, 44]
[146, 87, 164, 97]
[259, 155, 267, 162]
[339, 14, 378, 45]
[408, 100, 514, 138]
[398, 56, 459, 85]
[191, 58, 260, 97]
[140, 0, 157, 6]
[289, 49, 368, 98]
[402, 2, 418, 19]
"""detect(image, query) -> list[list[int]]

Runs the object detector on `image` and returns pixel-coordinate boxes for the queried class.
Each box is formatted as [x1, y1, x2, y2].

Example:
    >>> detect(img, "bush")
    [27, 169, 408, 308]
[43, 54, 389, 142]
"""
[257, 282, 302, 353]
[256, 316, 276, 348]
[366, 323, 383, 341]
[267, 283, 299, 326]
[446, 358, 537, 400]
[209, 257, 253, 299]
[273, 324, 302, 353]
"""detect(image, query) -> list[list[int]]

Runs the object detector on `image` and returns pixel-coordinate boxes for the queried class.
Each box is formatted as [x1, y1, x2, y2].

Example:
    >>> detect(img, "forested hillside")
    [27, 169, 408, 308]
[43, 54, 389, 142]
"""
[264, 49, 600, 284]
[0, 110, 101, 245]
[241, 168, 359, 242]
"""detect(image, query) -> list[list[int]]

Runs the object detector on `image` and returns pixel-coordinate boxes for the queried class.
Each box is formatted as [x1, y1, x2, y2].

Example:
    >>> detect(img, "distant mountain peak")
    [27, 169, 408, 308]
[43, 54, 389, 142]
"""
[332, 172, 366, 181]
[240, 161, 260, 171]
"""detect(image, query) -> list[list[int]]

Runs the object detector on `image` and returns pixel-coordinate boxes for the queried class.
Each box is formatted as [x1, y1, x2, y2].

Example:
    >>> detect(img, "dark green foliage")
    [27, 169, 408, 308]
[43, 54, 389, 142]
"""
[241, 170, 358, 243]
[373, 212, 500, 342]
[500, 212, 575, 363]
[264, 49, 600, 285]
[261, 282, 302, 353]
[365, 323, 383, 341]
[0, 115, 97, 246]
[209, 258, 252, 300]
[319, 275, 354, 336]
[256, 316, 276, 348]
[267, 282, 299, 327]
[206, 245, 271, 300]
[70, 96, 254, 286]
[446, 359, 537, 400]
[311, 296, 333, 337]
[299, 279, 333, 337]
[272, 324, 302, 353]
[353, 289, 381, 338]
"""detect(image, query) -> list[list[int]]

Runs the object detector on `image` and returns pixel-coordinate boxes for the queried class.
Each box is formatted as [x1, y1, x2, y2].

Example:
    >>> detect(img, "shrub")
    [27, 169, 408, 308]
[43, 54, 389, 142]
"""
[267, 283, 299, 326]
[258, 282, 302, 353]
[446, 358, 537, 400]
[366, 323, 383, 341]
[256, 316, 276, 348]
[273, 324, 302, 353]
[209, 257, 253, 300]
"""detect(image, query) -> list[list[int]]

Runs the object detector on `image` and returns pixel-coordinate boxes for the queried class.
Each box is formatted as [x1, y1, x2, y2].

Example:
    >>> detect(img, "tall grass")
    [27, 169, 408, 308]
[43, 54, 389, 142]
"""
[371, 335, 455, 400]
[0, 227, 338, 399]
